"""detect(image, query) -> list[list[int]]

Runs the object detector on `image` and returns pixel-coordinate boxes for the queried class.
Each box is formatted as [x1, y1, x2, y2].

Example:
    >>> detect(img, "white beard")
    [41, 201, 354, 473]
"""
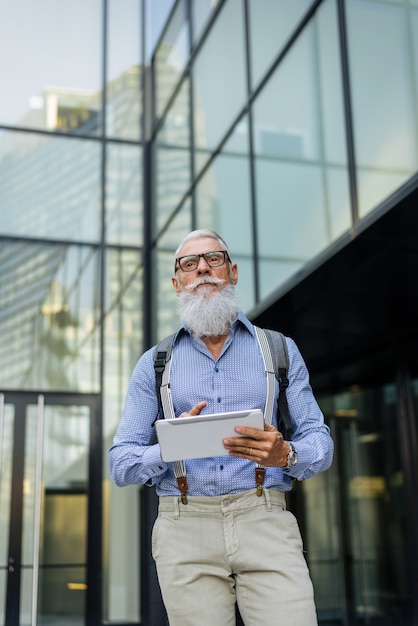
[177, 277, 240, 338]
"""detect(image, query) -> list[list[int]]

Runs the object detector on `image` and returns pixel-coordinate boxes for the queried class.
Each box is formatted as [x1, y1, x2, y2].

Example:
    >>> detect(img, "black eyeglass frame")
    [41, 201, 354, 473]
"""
[174, 250, 231, 273]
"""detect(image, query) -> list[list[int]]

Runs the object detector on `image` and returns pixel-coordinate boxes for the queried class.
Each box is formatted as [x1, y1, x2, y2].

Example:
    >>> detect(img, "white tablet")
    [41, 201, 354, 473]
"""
[155, 409, 264, 462]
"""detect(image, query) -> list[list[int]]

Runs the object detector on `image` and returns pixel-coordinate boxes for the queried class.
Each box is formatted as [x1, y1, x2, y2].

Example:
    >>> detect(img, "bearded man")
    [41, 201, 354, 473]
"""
[109, 229, 334, 626]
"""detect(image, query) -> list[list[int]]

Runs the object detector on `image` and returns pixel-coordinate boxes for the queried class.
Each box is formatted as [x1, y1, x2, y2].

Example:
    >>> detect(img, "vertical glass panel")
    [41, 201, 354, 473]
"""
[154, 0, 189, 119]
[193, 0, 246, 175]
[156, 200, 192, 339]
[107, 0, 143, 140]
[20, 403, 89, 626]
[346, 1, 418, 217]
[195, 117, 255, 312]
[248, 0, 312, 88]
[0, 0, 102, 134]
[155, 78, 191, 233]
[0, 400, 13, 619]
[0, 131, 101, 242]
[301, 448, 343, 622]
[411, 9, 418, 112]
[0, 242, 101, 392]
[192, 0, 221, 44]
[145, 0, 176, 61]
[103, 249, 142, 623]
[103, 248, 143, 437]
[311, 385, 413, 623]
[253, 2, 351, 301]
[106, 143, 143, 245]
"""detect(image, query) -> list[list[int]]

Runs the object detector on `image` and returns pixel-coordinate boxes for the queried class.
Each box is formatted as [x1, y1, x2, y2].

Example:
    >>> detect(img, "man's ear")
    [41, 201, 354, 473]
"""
[231, 263, 238, 284]
[172, 276, 181, 296]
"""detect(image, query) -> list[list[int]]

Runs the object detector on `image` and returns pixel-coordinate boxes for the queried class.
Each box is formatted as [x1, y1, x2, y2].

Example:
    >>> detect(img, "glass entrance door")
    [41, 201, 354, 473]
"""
[0, 391, 100, 626]
[298, 384, 413, 625]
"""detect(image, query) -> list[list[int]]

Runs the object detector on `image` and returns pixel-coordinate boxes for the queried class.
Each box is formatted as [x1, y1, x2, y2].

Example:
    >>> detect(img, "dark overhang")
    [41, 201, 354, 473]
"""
[250, 174, 418, 392]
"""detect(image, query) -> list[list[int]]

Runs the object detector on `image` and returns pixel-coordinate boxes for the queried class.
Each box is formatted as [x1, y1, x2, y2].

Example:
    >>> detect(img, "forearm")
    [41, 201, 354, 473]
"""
[109, 441, 168, 486]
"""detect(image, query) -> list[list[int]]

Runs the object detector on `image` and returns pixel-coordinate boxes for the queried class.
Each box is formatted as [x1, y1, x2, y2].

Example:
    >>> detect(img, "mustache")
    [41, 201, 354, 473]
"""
[183, 276, 226, 292]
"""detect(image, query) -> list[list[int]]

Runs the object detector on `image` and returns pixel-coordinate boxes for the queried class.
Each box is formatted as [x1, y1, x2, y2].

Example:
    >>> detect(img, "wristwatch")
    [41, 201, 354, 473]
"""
[285, 443, 298, 470]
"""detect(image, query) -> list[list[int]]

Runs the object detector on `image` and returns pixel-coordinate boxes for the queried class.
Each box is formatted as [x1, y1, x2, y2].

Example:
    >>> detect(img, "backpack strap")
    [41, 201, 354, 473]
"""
[263, 328, 292, 441]
[154, 332, 176, 421]
[254, 327, 292, 496]
[154, 333, 188, 504]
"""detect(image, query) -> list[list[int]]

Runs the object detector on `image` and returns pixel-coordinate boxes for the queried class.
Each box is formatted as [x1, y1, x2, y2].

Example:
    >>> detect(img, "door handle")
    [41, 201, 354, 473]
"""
[8, 557, 15, 573]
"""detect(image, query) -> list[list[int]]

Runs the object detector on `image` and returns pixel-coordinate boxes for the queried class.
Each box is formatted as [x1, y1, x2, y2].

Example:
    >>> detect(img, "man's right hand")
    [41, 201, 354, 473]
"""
[179, 401, 207, 417]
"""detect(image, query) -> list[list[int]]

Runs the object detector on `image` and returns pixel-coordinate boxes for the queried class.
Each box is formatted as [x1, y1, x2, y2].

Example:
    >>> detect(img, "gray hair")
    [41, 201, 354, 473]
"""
[174, 229, 230, 258]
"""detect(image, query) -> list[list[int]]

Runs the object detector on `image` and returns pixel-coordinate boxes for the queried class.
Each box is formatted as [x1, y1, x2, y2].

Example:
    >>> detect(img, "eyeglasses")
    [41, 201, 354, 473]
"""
[175, 250, 231, 273]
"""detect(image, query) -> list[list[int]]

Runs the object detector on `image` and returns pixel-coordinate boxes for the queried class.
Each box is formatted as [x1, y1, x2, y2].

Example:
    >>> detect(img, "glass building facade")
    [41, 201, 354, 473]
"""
[1, 0, 417, 624]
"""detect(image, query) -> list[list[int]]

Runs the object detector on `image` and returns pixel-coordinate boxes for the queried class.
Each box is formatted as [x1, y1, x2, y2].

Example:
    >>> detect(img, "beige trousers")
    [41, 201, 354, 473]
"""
[152, 489, 317, 626]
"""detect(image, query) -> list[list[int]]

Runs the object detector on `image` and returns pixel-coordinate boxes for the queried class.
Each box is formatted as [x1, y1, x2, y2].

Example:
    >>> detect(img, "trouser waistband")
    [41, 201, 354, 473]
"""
[158, 488, 286, 518]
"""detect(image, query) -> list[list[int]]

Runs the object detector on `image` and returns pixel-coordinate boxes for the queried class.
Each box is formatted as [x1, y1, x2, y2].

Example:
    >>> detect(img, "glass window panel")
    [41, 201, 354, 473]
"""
[0, 131, 101, 243]
[156, 200, 192, 339]
[193, 0, 246, 175]
[155, 79, 191, 234]
[154, 0, 189, 119]
[346, 1, 418, 218]
[0, 0, 102, 134]
[413, 9, 418, 109]
[107, 0, 142, 140]
[106, 143, 143, 246]
[253, 3, 350, 301]
[145, 0, 176, 61]
[192, 0, 221, 44]
[0, 242, 101, 392]
[195, 117, 255, 312]
[21, 403, 89, 625]
[256, 161, 328, 299]
[103, 248, 143, 437]
[248, 0, 312, 89]
[0, 402, 14, 566]
[103, 249, 142, 623]
[311, 384, 413, 622]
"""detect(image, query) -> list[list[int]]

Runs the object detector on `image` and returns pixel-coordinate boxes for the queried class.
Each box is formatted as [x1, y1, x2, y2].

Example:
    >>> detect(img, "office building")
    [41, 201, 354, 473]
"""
[0, 0, 417, 624]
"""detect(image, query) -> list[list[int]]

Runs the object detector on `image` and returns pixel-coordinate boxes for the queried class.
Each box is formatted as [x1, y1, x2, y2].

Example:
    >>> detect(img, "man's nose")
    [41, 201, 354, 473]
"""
[196, 255, 210, 273]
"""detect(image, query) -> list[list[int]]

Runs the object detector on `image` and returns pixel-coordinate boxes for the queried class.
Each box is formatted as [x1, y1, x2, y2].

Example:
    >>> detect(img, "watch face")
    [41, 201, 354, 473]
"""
[288, 446, 297, 467]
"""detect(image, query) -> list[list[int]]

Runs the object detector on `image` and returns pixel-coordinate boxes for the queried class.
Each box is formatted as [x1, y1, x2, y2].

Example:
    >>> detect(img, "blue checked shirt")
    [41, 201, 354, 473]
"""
[109, 312, 333, 496]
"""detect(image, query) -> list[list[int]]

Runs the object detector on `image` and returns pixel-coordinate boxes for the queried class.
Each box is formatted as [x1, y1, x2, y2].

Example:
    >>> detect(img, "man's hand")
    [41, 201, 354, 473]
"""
[223, 423, 291, 468]
[179, 401, 207, 417]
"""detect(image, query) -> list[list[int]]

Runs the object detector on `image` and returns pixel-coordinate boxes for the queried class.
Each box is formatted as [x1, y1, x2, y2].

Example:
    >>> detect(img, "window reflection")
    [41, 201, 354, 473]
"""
[106, 143, 143, 246]
[107, 0, 142, 140]
[193, 0, 246, 175]
[346, 0, 418, 216]
[252, 2, 351, 301]
[0, 242, 101, 392]
[156, 200, 191, 339]
[248, 0, 312, 89]
[0, 131, 101, 242]
[195, 118, 255, 312]
[155, 79, 191, 233]
[0, 0, 102, 134]
[192, 0, 221, 44]
[154, 0, 189, 119]
[307, 385, 412, 622]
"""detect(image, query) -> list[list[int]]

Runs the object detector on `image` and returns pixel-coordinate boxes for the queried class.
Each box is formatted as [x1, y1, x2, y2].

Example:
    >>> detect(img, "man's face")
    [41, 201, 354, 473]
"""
[172, 236, 238, 297]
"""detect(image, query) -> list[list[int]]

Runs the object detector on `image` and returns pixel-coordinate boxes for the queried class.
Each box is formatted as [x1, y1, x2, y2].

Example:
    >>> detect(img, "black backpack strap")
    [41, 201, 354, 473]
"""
[153, 333, 176, 418]
[153, 332, 188, 502]
[263, 329, 292, 440]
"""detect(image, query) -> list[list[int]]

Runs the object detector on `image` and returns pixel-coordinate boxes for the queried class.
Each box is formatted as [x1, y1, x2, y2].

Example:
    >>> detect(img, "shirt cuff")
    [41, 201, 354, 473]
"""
[142, 443, 168, 478]
[284, 441, 312, 480]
